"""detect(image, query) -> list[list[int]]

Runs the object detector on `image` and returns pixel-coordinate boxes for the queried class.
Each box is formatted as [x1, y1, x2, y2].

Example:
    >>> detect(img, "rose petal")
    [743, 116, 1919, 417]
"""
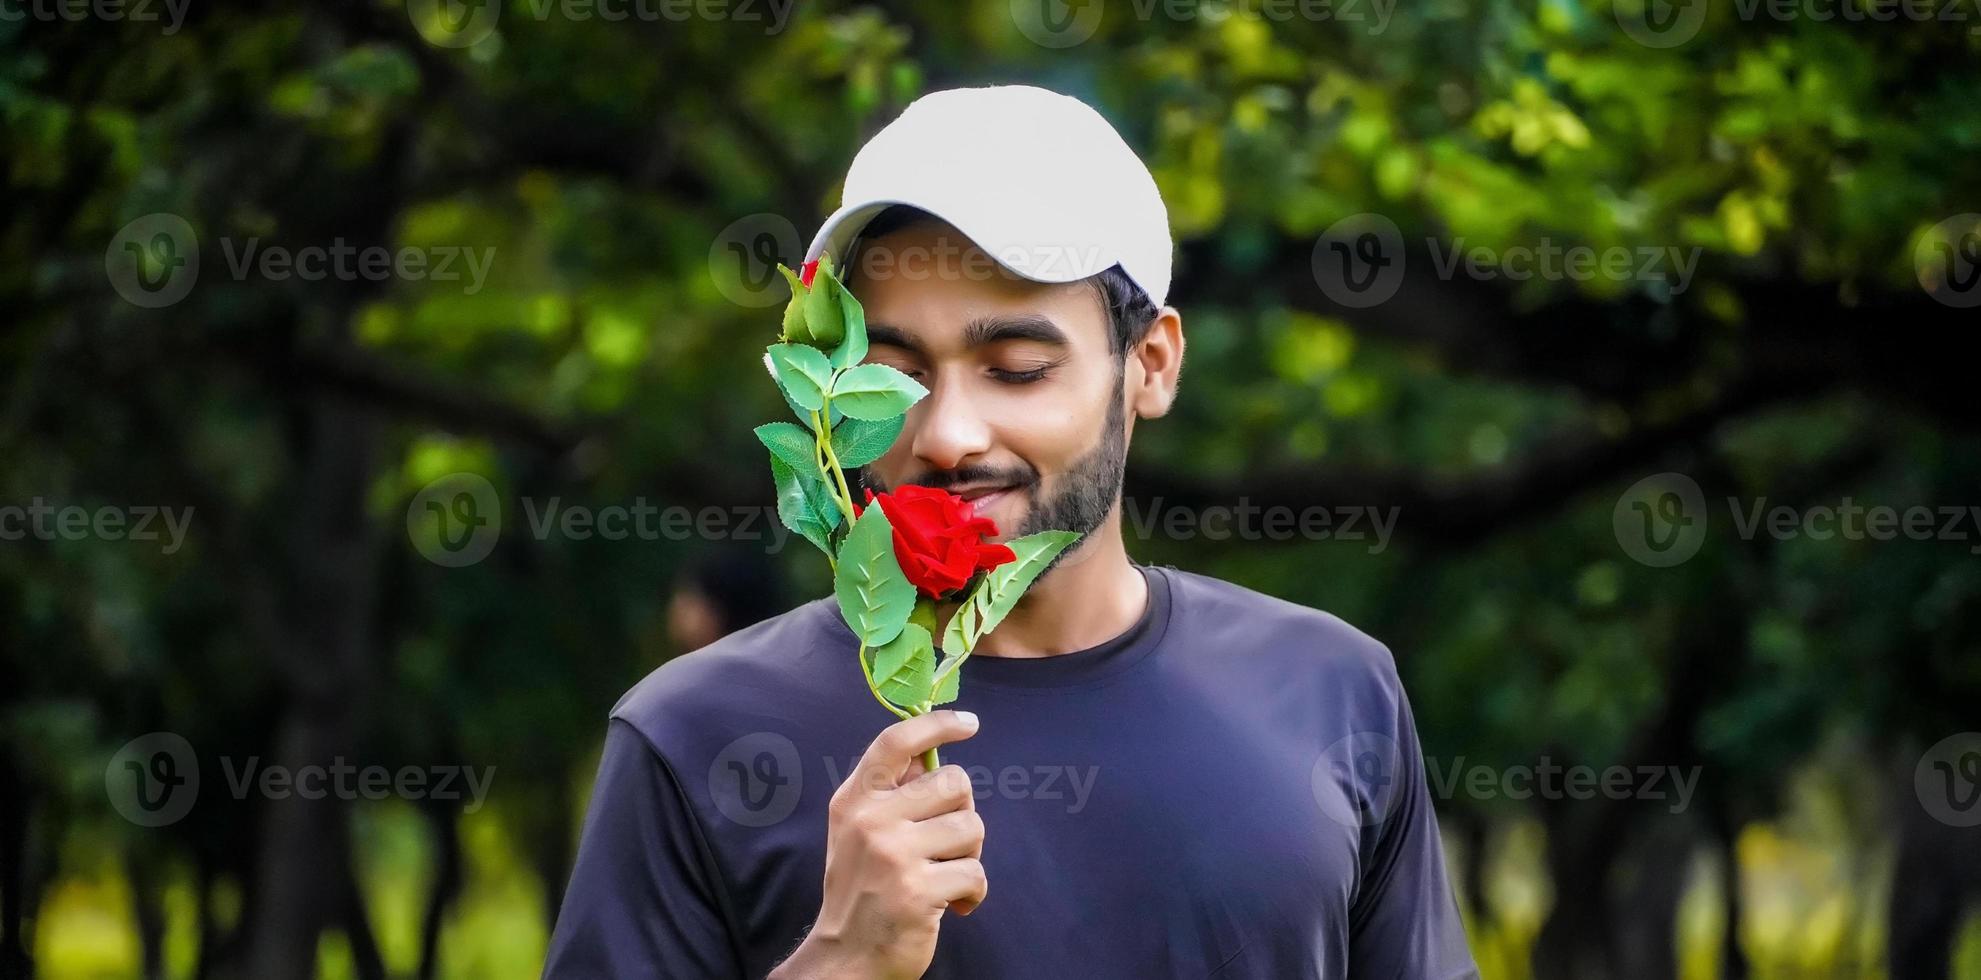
[976, 542, 1017, 570]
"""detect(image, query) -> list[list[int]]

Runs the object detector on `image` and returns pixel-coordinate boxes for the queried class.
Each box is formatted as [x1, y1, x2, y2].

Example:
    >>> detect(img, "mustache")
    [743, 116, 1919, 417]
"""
[868, 464, 1038, 495]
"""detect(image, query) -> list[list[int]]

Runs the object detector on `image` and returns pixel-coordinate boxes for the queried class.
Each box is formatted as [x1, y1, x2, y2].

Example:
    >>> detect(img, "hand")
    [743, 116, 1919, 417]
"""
[774, 710, 986, 980]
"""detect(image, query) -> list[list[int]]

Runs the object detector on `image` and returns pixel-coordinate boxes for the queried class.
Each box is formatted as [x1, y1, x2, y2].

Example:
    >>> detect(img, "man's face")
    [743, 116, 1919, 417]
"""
[849, 221, 1129, 546]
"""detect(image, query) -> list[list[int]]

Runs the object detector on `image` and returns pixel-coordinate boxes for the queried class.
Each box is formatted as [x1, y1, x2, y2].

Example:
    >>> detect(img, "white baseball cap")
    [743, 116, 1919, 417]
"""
[803, 84, 1174, 308]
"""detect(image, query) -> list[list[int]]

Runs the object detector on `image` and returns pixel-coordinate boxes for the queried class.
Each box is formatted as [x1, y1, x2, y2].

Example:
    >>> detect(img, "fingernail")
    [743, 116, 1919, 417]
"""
[956, 711, 979, 731]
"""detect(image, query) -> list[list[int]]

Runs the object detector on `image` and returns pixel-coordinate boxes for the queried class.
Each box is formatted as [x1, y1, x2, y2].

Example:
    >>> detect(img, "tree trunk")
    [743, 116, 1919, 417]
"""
[417, 801, 464, 980]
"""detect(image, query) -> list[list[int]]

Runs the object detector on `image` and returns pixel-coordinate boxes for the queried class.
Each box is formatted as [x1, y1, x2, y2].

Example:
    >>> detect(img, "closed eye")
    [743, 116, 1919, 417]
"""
[990, 366, 1052, 385]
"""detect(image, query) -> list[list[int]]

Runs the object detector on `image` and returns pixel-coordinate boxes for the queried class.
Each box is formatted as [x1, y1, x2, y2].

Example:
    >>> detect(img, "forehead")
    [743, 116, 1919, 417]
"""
[844, 221, 1107, 351]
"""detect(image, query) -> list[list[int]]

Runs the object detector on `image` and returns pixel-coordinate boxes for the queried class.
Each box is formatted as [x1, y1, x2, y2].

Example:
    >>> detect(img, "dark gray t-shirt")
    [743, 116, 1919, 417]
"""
[544, 564, 1477, 979]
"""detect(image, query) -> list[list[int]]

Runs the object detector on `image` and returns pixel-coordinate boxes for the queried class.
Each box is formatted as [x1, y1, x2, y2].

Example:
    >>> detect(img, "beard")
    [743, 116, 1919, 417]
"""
[861, 365, 1128, 576]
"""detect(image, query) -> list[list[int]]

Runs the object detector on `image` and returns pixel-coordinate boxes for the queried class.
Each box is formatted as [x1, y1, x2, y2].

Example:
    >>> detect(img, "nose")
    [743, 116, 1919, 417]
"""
[908, 373, 993, 472]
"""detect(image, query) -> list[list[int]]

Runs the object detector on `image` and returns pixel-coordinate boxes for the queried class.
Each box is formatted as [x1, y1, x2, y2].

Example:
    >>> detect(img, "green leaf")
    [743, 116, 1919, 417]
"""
[770, 456, 838, 557]
[768, 343, 833, 413]
[834, 505, 917, 646]
[831, 363, 928, 421]
[939, 598, 979, 656]
[941, 530, 1080, 654]
[930, 651, 963, 705]
[777, 264, 809, 342]
[770, 361, 821, 429]
[870, 622, 935, 708]
[830, 414, 905, 468]
[908, 597, 939, 637]
[754, 421, 818, 474]
[829, 284, 868, 371]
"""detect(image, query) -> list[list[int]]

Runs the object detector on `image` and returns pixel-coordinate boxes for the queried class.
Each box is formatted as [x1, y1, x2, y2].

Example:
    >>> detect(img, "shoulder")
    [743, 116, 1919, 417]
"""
[1158, 565, 1404, 700]
[608, 596, 855, 755]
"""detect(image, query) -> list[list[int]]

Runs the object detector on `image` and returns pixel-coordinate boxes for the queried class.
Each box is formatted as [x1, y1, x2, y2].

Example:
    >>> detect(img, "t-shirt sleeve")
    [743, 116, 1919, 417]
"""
[543, 718, 747, 980]
[1346, 663, 1480, 980]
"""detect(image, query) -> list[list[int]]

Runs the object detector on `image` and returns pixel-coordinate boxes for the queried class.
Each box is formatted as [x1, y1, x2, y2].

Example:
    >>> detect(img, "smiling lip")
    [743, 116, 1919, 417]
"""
[954, 485, 1018, 511]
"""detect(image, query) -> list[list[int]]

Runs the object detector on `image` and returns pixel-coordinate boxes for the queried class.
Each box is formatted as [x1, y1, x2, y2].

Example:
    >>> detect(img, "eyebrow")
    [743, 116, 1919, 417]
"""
[866, 314, 1071, 355]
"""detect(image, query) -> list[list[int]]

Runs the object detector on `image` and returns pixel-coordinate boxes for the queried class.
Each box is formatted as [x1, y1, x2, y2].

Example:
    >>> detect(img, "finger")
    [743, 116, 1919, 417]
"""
[907, 809, 984, 861]
[851, 710, 978, 792]
[882, 764, 978, 821]
[927, 858, 988, 915]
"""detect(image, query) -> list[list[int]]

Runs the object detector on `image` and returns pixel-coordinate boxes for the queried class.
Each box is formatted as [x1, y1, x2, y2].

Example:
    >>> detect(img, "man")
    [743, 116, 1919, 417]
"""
[544, 84, 1477, 980]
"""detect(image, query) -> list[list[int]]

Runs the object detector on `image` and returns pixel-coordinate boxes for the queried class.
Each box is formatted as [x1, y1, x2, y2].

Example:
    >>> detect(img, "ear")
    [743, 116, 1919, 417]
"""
[1127, 306, 1184, 419]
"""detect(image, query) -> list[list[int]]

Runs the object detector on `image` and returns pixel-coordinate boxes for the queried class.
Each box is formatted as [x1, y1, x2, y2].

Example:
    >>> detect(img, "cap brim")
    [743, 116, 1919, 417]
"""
[803, 197, 1101, 288]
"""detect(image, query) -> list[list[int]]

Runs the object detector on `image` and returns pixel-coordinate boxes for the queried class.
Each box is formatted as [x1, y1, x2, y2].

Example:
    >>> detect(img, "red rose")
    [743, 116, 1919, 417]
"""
[800, 258, 820, 288]
[857, 485, 1017, 597]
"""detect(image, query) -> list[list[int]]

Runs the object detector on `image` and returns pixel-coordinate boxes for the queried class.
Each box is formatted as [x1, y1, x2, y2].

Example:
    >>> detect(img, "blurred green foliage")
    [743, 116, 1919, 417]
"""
[4, 0, 1980, 977]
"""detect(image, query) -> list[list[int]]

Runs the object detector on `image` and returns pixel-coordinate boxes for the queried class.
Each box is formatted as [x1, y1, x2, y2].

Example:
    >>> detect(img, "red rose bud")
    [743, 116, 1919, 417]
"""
[863, 486, 1017, 598]
[800, 258, 820, 287]
[800, 256, 846, 347]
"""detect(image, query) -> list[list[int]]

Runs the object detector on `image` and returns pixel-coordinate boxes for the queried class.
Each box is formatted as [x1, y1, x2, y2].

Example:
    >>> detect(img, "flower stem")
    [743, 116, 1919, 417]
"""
[913, 702, 940, 771]
[811, 408, 858, 525]
[857, 643, 911, 720]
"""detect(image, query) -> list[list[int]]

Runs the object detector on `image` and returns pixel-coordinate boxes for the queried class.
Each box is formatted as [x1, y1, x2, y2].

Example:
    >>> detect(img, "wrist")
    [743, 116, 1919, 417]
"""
[769, 932, 879, 980]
